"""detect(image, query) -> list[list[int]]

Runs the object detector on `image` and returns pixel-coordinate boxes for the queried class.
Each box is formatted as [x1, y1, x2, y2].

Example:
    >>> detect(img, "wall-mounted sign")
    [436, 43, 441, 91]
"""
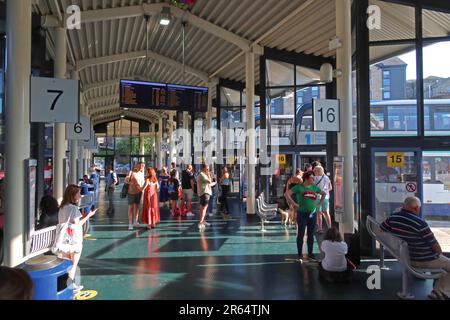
[276, 154, 286, 165]
[313, 99, 340, 132]
[387, 152, 405, 168]
[66, 116, 91, 140]
[30, 76, 79, 123]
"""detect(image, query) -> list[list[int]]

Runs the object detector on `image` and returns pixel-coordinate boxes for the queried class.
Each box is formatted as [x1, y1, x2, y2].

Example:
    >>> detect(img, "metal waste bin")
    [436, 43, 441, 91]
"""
[20, 255, 73, 300]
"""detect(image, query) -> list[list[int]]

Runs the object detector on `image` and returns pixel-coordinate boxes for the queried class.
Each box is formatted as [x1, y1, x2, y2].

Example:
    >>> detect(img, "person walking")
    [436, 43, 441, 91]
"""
[142, 167, 160, 229]
[159, 167, 170, 206]
[197, 164, 212, 231]
[219, 167, 231, 216]
[168, 169, 180, 216]
[105, 165, 118, 214]
[181, 164, 195, 217]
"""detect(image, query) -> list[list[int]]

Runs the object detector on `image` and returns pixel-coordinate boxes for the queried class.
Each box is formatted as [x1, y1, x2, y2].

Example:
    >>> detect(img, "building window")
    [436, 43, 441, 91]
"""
[312, 87, 319, 98]
[382, 70, 391, 100]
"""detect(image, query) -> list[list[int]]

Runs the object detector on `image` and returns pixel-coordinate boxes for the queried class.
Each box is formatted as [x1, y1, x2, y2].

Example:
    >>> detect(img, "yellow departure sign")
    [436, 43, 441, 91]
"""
[387, 152, 405, 168]
[276, 154, 286, 165]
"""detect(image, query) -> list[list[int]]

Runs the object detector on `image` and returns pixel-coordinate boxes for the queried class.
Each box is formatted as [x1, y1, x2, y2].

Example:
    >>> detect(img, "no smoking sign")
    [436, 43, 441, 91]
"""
[405, 182, 416, 193]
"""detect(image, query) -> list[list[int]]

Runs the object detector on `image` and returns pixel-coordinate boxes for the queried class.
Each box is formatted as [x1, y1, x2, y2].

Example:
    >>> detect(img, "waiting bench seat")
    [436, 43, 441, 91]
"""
[366, 215, 446, 299]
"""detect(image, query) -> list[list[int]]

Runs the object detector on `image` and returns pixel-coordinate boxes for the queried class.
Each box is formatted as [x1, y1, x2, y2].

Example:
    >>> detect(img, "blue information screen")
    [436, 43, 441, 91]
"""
[120, 80, 208, 112]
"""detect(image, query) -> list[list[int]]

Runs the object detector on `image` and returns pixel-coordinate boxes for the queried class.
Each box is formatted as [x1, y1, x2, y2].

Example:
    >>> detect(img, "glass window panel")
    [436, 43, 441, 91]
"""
[295, 86, 326, 145]
[268, 89, 294, 146]
[369, 1, 415, 42]
[370, 45, 417, 137]
[296, 65, 320, 86]
[423, 9, 450, 38]
[266, 59, 294, 87]
[424, 41, 450, 136]
[131, 137, 140, 155]
[220, 87, 241, 107]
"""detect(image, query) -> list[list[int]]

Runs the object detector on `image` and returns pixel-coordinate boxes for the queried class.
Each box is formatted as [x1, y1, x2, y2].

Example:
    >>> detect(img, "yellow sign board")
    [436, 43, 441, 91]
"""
[387, 152, 405, 168]
[276, 154, 286, 165]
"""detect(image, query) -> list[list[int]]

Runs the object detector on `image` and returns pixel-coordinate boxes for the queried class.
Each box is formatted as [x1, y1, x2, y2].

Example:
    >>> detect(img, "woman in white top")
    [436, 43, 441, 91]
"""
[320, 227, 348, 272]
[313, 166, 332, 233]
[58, 185, 97, 290]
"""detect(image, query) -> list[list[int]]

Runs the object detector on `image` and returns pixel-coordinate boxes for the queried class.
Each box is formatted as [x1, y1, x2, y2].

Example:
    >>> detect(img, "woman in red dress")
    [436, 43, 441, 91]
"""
[142, 167, 160, 229]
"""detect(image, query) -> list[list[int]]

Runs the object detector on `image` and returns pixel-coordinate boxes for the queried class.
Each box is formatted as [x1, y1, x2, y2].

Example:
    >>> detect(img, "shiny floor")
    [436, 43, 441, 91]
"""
[79, 182, 433, 300]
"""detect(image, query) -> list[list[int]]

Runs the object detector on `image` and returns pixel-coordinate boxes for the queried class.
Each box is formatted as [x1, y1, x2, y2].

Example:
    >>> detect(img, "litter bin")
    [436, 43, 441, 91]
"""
[20, 255, 73, 300]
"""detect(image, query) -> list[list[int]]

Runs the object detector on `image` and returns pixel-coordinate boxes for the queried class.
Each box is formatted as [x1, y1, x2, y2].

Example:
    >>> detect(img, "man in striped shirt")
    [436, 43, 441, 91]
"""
[381, 196, 450, 299]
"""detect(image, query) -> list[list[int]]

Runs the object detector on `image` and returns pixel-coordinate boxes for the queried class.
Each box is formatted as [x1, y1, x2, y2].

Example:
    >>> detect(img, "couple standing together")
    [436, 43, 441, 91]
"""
[126, 162, 160, 230]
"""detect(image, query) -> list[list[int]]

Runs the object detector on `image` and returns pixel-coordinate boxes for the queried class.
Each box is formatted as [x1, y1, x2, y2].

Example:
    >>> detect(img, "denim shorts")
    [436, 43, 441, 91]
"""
[199, 194, 210, 206]
[128, 192, 142, 205]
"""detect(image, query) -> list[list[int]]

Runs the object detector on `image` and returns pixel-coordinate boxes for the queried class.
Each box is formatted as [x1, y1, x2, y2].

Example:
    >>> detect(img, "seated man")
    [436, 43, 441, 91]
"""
[381, 196, 450, 300]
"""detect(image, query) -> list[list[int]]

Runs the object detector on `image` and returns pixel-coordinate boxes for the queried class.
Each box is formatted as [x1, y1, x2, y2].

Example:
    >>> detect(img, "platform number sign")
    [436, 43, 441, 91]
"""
[66, 116, 91, 140]
[387, 152, 405, 168]
[313, 99, 340, 132]
[31, 76, 79, 123]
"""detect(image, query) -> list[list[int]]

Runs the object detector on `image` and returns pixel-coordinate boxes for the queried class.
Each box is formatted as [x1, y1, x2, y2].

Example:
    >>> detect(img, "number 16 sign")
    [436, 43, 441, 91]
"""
[312, 99, 340, 132]
[30, 76, 79, 123]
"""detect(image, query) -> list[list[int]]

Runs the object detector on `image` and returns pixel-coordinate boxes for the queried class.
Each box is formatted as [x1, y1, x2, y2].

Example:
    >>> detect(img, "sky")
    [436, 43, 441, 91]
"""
[399, 41, 450, 80]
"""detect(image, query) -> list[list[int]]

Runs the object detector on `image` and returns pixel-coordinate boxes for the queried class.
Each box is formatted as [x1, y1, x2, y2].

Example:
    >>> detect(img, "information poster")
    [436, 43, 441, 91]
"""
[333, 156, 344, 222]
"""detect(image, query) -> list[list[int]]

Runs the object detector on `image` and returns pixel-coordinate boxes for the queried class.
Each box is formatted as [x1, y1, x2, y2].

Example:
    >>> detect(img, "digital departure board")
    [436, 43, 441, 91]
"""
[120, 80, 208, 112]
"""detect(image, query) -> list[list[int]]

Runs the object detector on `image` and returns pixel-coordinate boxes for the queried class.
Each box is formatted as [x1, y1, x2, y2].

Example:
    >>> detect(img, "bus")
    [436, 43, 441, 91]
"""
[370, 99, 450, 136]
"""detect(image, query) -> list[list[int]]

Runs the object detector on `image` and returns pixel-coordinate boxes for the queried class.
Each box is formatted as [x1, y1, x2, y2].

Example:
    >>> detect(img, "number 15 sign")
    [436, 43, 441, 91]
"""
[30, 77, 79, 123]
[312, 99, 340, 132]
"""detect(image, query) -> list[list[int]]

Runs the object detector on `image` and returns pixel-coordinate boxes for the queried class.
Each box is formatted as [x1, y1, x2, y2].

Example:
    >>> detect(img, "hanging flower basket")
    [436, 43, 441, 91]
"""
[171, 0, 197, 11]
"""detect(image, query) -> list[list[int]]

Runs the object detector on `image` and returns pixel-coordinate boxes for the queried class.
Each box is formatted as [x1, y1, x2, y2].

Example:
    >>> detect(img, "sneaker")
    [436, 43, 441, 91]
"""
[307, 254, 317, 261]
[128, 224, 133, 230]
[203, 221, 211, 227]
[187, 212, 195, 217]
[198, 223, 205, 231]
[73, 283, 84, 292]
[134, 221, 140, 227]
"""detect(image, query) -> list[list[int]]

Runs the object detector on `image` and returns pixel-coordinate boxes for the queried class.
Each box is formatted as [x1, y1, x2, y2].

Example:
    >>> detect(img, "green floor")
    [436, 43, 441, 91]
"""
[78, 183, 433, 300]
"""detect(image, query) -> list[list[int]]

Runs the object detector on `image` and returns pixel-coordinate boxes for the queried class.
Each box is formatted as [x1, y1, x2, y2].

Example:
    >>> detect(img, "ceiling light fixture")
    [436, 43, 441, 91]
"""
[160, 7, 171, 26]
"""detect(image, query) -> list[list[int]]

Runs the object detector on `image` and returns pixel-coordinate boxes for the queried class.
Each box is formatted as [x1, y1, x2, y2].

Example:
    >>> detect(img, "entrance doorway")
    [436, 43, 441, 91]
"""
[372, 148, 450, 253]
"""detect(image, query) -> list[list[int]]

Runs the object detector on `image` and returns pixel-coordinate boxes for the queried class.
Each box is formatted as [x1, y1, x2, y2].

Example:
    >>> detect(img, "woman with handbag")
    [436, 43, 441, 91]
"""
[57, 184, 97, 292]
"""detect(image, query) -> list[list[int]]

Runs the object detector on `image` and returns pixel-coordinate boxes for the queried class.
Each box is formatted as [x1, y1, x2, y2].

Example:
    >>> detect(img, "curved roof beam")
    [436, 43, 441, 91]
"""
[76, 50, 211, 83]
[41, 3, 256, 52]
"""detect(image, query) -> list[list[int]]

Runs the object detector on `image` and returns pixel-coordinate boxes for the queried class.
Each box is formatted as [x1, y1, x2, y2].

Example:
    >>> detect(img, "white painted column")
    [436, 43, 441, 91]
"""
[139, 135, 145, 162]
[53, 27, 67, 202]
[183, 112, 190, 166]
[168, 112, 175, 163]
[206, 82, 214, 170]
[69, 71, 79, 185]
[158, 117, 165, 169]
[78, 144, 84, 180]
[245, 52, 256, 215]
[4, 0, 32, 267]
[336, 0, 354, 234]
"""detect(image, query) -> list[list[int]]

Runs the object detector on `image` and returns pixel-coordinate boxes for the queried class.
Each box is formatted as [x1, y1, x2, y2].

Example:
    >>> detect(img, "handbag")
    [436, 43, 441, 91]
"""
[120, 183, 129, 198]
[52, 216, 83, 255]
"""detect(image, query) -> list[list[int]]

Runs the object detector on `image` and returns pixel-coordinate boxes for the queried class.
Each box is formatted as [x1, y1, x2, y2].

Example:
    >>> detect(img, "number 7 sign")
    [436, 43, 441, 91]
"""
[30, 76, 79, 123]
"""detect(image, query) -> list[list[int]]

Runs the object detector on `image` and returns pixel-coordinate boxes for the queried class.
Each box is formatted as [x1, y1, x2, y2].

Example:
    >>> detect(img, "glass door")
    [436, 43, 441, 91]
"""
[269, 153, 294, 201]
[422, 150, 450, 253]
[372, 149, 421, 222]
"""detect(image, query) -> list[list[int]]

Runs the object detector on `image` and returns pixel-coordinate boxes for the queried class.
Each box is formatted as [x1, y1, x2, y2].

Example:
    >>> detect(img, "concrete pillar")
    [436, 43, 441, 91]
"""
[183, 112, 190, 166]
[78, 144, 84, 180]
[69, 71, 79, 185]
[53, 27, 67, 202]
[139, 135, 145, 162]
[158, 117, 164, 169]
[245, 52, 256, 215]
[336, 0, 354, 234]
[169, 112, 175, 164]
[4, 0, 32, 267]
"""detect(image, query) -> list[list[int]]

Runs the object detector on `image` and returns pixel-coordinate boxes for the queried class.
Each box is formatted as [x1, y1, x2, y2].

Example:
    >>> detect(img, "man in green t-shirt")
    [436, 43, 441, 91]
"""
[285, 171, 326, 261]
